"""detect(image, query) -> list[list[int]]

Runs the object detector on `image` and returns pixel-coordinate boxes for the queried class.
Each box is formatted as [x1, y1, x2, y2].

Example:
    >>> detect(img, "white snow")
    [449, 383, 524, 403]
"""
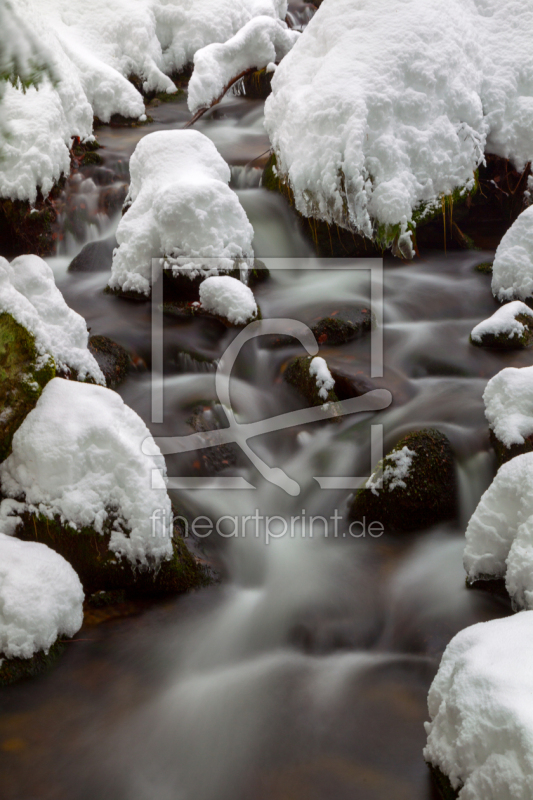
[108, 130, 254, 296]
[308, 356, 334, 401]
[368, 445, 416, 496]
[199, 275, 258, 325]
[188, 16, 299, 114]
[264, 0, 533, 253]
[492, 205, 533, 303]
[0, 378, 173, 566]
[471, 301, 533, 343]
[483, 365, 533, 448]
[464, 452, 533, 610]
[0, 532, 83, 659]
[0, 0, 288, 203]
[0, 254, 104, 384]
[424, 612, 533, 799]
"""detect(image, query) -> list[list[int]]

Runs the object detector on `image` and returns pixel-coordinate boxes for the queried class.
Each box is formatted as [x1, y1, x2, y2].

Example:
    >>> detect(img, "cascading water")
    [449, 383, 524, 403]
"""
[0, 65, 518, 800]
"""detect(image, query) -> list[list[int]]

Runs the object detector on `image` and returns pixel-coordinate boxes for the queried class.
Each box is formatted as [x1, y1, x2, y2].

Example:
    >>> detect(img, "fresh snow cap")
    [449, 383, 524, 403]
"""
[0, 254, 104, 384]
[0, 378, 173, 566]
[199, 275, 258, 325]
[309, 356, 334, 401]
[483, 365, 533, 447]
[108, 130, 254, 296]
[368, 446, 416, 496]
[471, 300, 533, 342]
[0, 533, 83, 660]
[492, 205, 533, 302]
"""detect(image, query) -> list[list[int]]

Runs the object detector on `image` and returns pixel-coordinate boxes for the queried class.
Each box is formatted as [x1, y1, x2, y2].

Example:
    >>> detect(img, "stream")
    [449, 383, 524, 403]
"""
[0, 55, 522, 800]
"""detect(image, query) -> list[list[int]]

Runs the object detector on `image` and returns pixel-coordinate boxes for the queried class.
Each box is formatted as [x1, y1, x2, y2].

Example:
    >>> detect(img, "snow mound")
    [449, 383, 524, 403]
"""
[199, 275, 258, 325]
[1, 0, 287, 203]
[424, 612, 533, 799]
[483, 365, 533, 448]
[471, 301, 533, 343]
[0, 378, 173, 566]
[463, 452, 533, 610]
[0, 254, 104, 384]
[264, 0, 533, 252]
[308, 356, 334, 401]
[108, 130, 254, 296]
[0, 532, 84, 659]
[492, 206, 533, 303]
[188, 16, 299, 114]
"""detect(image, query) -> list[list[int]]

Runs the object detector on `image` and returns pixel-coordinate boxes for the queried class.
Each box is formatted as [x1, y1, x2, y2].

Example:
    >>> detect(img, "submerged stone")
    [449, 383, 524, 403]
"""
[349, 429, 458, 533]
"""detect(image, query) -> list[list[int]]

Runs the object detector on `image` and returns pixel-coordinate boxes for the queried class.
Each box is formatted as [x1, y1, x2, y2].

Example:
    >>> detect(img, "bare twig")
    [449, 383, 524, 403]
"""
[183, 67, 258, 129]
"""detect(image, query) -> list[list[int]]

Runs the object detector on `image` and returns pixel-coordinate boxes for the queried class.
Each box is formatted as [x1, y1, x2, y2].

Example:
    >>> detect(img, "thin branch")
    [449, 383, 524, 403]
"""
[183, 67, 258, 129]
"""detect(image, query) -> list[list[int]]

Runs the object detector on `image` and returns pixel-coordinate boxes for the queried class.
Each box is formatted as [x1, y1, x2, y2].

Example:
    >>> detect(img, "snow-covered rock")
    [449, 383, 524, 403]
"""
[264, 0, 533, 253]
[0, 377, 173, 567]
[471, 301, 533, 348]
[483, 365, 533, 450]
[0, 532, 83, 659]
[188, 16, 299, 114]
[464, 452, 533, 610]
[0, 254, 104, 383]
[108, 130, 254, 296]
[367, 445, 416, 496]
[424, 612, 533, 799]
[492, 205, 533, 303]
[1, 0, 288, 203]
[308, 356, 334, 401]
[199, 275, 258, 325]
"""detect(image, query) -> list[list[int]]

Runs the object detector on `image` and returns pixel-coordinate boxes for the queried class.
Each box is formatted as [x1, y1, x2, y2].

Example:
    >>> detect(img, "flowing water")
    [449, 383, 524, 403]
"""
[0, 36, 522, 800]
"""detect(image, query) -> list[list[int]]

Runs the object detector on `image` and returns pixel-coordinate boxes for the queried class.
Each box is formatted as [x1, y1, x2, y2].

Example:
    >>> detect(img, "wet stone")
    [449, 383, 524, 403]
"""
[68, 236, 117, 273]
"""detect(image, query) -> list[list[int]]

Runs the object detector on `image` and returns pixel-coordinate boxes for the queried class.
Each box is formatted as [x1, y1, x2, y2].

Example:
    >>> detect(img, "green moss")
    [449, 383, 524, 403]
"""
[474, 262, 493, 274]
[15, 510, 209, 596]
[235, 67, 273, 100]
[0, 313, 55, 462]
[470, 313, 533, 350]
[0, 640, 66, 688]
[427, 763, 460, 800]
[349, 429, 458, 533]
[283, 355, 339, 407]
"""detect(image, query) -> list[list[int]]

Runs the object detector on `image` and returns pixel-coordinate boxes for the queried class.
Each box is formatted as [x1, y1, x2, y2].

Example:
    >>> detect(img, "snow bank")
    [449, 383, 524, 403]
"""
[0, 254, 104, 384]
[264, 0, 533, 252]
[368, 446, 416, 496]
[424, 612, 533, 799]
[188, 16, 299, 114]
[1, 0, 287, 202]
[492, 206, 533, 303]
[483, 365, 533, 448]
[463, 452, 533, 610]
[308, 356, 334, 401]
[108, 130, 254, 296]
[199, 275, 258, 324]
[0, 378, 173, 566]
[0, 532, 83, 659]
[471, 301, 533, 343]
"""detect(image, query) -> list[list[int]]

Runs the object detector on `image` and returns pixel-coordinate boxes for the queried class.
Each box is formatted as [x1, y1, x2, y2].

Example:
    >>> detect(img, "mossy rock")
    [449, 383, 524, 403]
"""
[427, 763, 460, 800]
[349, 429, 458, 533]
[0, 640, 66, 688]
[474, 261, 493, 274]
[311, 306, 375, 345]
[0, 193, 60, 258]
[94, 113, 153, 128]
[236, 67, 273, 100]
[0, 313, 56, 462]
[470, 313, 533, 349]
[283, 355, 339, 406]
[88, 335, 131, 388]
[489, 428, 533, 467]
[161, 300, 260, 327]
[14, 511, 208, 596]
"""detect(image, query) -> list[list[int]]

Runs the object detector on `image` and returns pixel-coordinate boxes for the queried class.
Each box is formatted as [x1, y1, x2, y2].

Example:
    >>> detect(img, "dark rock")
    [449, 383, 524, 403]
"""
[0, 640, 66, 688]
[90, 167, 117, 186]
[236, 67, 273, 99]
[13, 510, 208, 596]
[470, 313, 533, 350]
[68, 236, 117, 272]
[100, 183, 129, 216]
[311, 306, 375, 345]
[329, 368, 377, 400]
[489, 428, 533, 467]
[283, 355, 339, 406]
[349, 429, 458, 533]
[88, 335, 131, 388]
[187, 406, 239, 476]
[0, 313, 55, 462]
[427, 763, 460, 800]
